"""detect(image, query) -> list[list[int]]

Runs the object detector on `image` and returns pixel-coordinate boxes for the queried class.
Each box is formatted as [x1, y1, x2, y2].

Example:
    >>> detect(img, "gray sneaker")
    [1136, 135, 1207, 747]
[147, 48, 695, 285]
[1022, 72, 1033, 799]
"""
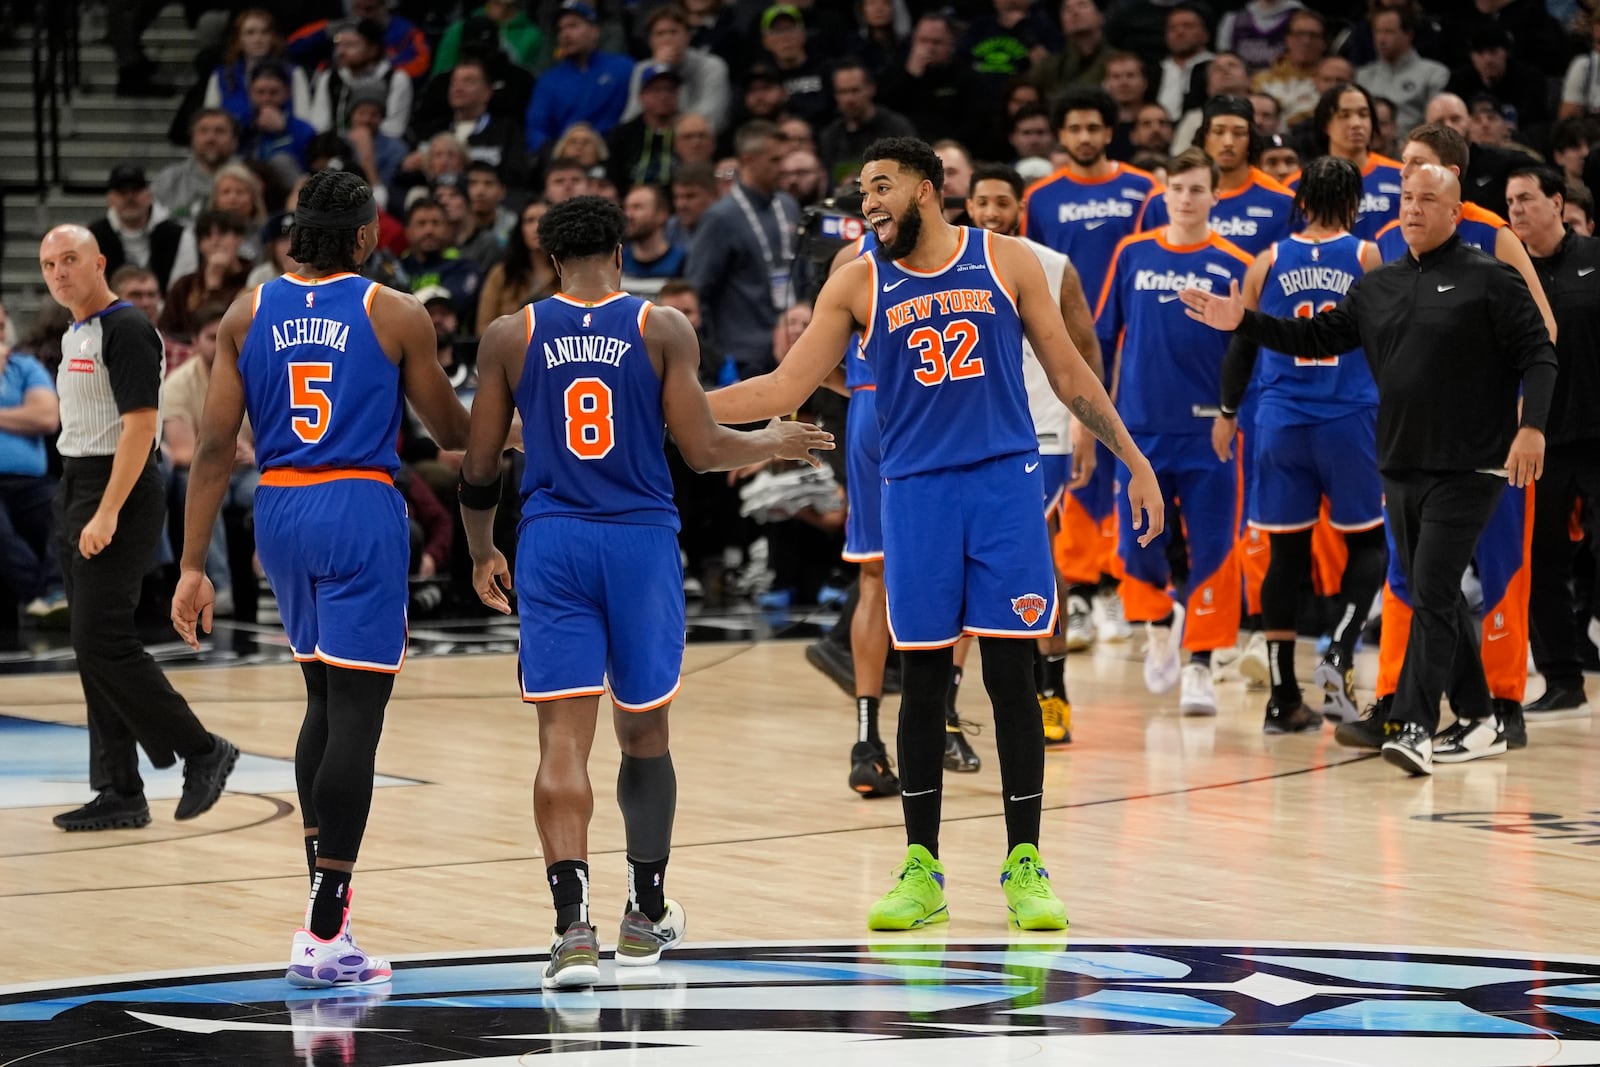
[616, 899, 685, 967]
[542, 922, 601, 989]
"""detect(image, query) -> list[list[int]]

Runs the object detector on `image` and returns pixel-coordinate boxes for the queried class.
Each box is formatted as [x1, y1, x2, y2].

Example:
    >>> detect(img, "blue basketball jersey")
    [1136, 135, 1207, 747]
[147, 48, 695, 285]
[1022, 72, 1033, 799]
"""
[1022, 163, 1159, 296]
[1255, 233, 1377, 423]
[1289, 154, 1403, 240]
[843, 233, 876, 391]
[1373, 201, 1507, 262]
[860, 227, 1034, 479]
[240, 273, 401, 473]
[517, 292, 678, 529]
[1095, 229, 1251, 435]
[1137, 168, 1295, 257]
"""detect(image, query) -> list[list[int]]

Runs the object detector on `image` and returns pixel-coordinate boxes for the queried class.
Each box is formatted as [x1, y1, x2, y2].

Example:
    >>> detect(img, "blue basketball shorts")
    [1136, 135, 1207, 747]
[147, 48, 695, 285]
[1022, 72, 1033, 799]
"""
[254, 472, 410, 672]
[843, 387, 883, 562]
[881, 452, 1058, 648]
[1038, 453, 1070, 516]
[516, 515, 685, 710]
[1250, 409, 1383, 533]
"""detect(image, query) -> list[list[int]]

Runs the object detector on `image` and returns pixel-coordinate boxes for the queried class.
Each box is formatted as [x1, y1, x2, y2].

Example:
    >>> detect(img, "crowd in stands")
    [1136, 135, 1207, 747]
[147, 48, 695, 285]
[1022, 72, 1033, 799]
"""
[5, 0, 1600, 628]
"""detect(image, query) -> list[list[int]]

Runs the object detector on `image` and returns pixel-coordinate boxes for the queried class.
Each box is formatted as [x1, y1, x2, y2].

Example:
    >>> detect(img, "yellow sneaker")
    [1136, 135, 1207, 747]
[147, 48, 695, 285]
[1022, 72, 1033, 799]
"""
[1039, 695, 1072, 744]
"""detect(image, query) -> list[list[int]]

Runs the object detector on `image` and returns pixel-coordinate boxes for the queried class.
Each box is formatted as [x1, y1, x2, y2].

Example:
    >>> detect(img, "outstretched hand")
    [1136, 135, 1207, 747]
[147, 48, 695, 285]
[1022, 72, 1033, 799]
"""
[1180, 279, 1245, 331]
[1125, 461, 1166, 548]
[767, 417, 835, 468]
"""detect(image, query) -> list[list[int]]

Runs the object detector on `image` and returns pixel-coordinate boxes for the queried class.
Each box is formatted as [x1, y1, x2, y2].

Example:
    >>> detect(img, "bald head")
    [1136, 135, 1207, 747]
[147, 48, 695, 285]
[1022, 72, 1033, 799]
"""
[40, 224, 110, 317]
[1400, 163, 1462, 256]
[40, 224, 99, 258]
[1424, 92, 1469, 137]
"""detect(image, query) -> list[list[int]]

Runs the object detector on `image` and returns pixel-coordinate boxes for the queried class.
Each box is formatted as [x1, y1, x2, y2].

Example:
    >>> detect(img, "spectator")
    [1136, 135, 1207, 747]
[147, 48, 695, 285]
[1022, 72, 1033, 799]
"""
[1559, 19, 1600, 120]
[1447, 23, 1549, 130]
[757, 4, 833, 126]
[1372, 94, 1400, 157]
[344, 86, 409, 205]
[412, 17, 535, 132]
[1106, 0, 1214, 66]
[477, 200, 558, 335]
[1131, 100, 1176, 155]
[727, 62, 791, 140]
[1032, 0, 1114, 102]
[1008, 101, 1059, 163]
[238, 63, 318, 180]
[394, 132, 469, 214]
[109, 265, 190, 370]
[1340, 0, 1445, 69]
[431, 176, 475, 249]
[777, 115, 817, 156]
[1103, 49, 1151, 159]
[543, 156, 593, 204]
[608, 63, 684, 191]
[1440, 0, 1566, 79]
[1285, 55, 1355, 150]
[1426, 91, 1524, 216]
[621, 184, 689, 297]
[461, 161, 514, 273]
[432, 0, 542, 77]
[1217, 0, 1303, 73]
[1173, 50, 1250, 147]
[817, 59, 915, 184]
[307, 17, 413, 140]
[551, 121, 610, 175]
[159, 210, 252, 343]
[1254, 9, 1326, 124]
[668, 160, 718, 243]
[1259, 130, 1300, 181]
[89, 165, 185, 295]
[153, 109, 239, 224]
[523, 1, 634, 154]
[399, 198, 484, 322]
[1251, 90, 1282, 135]
[848, 0, 909, 76]
[933, 138, 975, 224]
[416, 58, 529, 191]
[878, 13, 983, 148]
[204, 8, 311, 127]
[623, 5, 732, 136]
[416, 288, 475, 398]
[779, 148, 829, 206]
[963, 0, 1063, 85]
[674, 112, 718, 166]
[1551, 118, 1591, 184]
[1157, 4, 1216, 120]
[245, 211, 298, 288]
[1565, 178, 1595, 235]
[1469, 94, 1537, 158]
[0, 300, 64, 620]
[685, 120, 798, 380]
[1355, 5, 1448, 132]
[286, 0, 430, 81]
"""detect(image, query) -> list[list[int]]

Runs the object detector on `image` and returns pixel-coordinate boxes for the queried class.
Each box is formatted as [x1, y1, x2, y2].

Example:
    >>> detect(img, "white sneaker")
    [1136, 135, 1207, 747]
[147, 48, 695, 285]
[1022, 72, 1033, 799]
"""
[1142, 603, 1185, 695]
[1179, 661, 1217, 715]
[1095, 593, 1132, 643]
[1431, 715, 1507, 764]
[1065, 595, 1095, 651]
[286, 911, 392, 988]
[1238, 631, 1270, 689]
[1210, 643, 1243, 683]
[616, 898, 686, 966]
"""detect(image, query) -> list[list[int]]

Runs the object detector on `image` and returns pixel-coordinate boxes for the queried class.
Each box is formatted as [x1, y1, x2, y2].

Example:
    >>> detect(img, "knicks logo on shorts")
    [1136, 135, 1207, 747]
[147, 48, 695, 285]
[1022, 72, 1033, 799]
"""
[1011, 594, 1048, 626]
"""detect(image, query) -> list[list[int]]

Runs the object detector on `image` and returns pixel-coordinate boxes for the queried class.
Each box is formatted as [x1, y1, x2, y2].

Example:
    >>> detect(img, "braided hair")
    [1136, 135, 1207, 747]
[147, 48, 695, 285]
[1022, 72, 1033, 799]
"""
[288, 170, 373, 273]
[1293, 155, 1363, 232]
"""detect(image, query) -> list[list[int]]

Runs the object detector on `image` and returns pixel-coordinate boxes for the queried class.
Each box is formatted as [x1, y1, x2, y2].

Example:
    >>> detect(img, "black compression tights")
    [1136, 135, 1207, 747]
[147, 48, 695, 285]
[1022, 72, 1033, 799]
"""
[294, 661, 393, 864]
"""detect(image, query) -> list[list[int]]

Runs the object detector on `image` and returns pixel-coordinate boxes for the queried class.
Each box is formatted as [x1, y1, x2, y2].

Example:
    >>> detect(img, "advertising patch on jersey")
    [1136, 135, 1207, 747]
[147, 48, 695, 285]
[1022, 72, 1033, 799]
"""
[1012, 593, 1048, 626]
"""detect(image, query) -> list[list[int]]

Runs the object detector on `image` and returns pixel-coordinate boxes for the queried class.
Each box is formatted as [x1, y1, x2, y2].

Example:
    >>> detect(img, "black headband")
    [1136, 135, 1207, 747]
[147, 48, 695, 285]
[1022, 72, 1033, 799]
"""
[294, 195, 378, 230]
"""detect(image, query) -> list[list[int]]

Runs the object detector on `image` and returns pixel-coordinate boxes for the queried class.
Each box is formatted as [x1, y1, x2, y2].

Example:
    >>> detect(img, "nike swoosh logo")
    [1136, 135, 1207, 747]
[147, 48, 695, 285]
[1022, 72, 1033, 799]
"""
[1193, 607, 1216, 616]
[1084, 220, 1107, 230]
[1486, 631, 1508, 640]
[902, 787, 939, 797]
[1437, 284, 1456, 293]
[1007, 792, 1043, 802]
[1025, 460, 1040, 473]
[1158, 293, 1182, 303]
[882, 279, 907, 292]
[1244, 544, 1268, 556]
[1581, 267, 1596, 277]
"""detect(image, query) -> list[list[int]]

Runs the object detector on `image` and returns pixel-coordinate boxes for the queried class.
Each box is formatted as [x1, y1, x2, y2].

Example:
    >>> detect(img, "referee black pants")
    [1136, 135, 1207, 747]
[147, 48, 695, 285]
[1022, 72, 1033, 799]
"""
[1384, 469, 1504, 735]
[55, 455, 211, 797]
[1529, 443, 1600, 690]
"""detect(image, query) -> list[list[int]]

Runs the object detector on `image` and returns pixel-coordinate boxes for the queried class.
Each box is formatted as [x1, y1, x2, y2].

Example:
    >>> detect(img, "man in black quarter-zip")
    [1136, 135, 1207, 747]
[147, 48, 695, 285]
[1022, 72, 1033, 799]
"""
[1507, 165, 1600, 725]
[1181, 163, 1557, 777]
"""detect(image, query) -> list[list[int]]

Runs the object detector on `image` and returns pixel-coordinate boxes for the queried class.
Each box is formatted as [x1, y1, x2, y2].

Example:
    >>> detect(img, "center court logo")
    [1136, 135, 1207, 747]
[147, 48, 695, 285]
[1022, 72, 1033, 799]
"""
[9, 941, 1600, 1064]
[1011, 593, 1048, 625]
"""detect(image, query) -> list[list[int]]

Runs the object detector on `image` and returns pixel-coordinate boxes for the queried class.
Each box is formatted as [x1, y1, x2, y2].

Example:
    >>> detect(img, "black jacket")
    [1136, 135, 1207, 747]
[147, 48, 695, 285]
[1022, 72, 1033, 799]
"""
[1238, 233, 1556, 473]
[1528, 228, 1600, 447]
[88, 216, 185, 294]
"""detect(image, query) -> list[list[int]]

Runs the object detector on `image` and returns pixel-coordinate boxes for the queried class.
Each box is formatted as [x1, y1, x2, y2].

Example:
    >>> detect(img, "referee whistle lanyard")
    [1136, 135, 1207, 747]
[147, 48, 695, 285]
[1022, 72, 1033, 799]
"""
[730, 184, 795, 313]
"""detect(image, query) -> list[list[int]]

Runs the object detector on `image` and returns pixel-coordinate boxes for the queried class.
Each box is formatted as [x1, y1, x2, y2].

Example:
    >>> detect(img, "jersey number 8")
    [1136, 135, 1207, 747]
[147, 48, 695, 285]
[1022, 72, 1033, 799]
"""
[564, 378, 615, 460]
[1291, 301, 1338, 367]
[289, 362, 333, 443]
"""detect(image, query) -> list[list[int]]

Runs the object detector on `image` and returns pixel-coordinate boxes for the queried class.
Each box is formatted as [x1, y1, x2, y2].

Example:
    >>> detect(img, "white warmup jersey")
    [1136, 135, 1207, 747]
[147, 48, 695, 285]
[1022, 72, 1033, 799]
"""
[1021, 236, 1072, 455]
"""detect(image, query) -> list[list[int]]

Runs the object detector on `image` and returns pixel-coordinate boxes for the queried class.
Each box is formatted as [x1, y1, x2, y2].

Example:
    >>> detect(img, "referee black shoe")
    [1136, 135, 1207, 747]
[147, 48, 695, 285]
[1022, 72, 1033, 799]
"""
[176, 733, 239, 820]
[1524, 684, 1590, 722]
[53, 790, 150, 831]
[1494, 698, 1527, 750]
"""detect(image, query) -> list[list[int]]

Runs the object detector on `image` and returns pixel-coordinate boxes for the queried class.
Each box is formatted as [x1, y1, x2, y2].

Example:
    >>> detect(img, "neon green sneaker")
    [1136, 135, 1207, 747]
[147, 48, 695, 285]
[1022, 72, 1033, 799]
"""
[1000, 843, 1068, 930]
[867, 844, 949, 930]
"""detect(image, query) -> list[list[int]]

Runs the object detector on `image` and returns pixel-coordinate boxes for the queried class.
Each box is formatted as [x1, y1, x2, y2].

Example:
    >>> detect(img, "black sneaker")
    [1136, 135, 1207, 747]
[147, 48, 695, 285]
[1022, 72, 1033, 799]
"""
[848, 740, 900, 798]
[1263, 697, 1322, 734]
[175, 734, 239, 820]
[1524, 684, 1590, 722]
[1494, 698, 1526, 750]
[1432, 714, 1507, 764]
[944, 713, 981, 773]
[804, 639, 855, 696]
[1380, 722, 1433, 776]
[1312, 646, 1359, 724]
[1334, 695, 1399, 750]
[53, 790, 150, 831]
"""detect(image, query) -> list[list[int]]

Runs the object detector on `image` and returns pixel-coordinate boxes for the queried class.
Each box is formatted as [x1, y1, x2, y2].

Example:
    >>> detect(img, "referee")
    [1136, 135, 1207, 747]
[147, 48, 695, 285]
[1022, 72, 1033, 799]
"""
[1507, 165, 1600, 722]
[1182, 165, 1557, 777]
[41, 225, 237, 831]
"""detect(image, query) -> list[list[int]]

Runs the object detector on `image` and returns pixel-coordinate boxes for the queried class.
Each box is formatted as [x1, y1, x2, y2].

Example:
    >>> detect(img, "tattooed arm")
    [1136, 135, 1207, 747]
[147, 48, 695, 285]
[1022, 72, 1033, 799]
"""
[992, 234, 1165, 544]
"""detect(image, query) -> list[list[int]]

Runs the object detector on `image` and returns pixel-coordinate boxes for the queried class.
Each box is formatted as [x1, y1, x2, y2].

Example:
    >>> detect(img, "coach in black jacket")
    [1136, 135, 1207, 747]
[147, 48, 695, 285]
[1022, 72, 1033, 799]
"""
[1183, 164, 1556, 777]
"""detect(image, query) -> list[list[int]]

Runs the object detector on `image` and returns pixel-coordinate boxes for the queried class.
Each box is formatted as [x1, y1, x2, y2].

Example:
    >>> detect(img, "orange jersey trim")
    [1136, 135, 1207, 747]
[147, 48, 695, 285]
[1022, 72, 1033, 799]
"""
[283, 272, 361, 285]
[894, 227, 969, 277]
[260, 468, 394, 488]
[524, 303, 536, 344]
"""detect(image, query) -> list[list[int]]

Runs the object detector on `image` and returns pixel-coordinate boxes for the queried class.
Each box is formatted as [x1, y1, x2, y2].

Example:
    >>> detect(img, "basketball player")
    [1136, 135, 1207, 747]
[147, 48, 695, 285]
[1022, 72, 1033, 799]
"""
[1288, 83, 1403, 241]
[1023, 87, 1160, 649]
[460, 197, 832, 987]
[1095, 147, 1252, 716]
[967, 161, 1105, 745]
[171, 170, 472, 986]
[1340, 121, 1555, 752]
[1211, 156, 1387, 733]
[711, 136, 1163, 931]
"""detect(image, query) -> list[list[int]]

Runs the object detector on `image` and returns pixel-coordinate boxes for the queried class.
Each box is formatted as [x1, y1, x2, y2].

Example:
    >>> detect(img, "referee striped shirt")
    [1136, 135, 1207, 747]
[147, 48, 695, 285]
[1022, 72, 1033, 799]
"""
[56, 302, 164, 458]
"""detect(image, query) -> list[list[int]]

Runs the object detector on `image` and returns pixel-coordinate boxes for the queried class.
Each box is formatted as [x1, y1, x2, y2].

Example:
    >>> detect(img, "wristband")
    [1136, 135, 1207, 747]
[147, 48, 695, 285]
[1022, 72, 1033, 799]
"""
[458, 474, 501, 510]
